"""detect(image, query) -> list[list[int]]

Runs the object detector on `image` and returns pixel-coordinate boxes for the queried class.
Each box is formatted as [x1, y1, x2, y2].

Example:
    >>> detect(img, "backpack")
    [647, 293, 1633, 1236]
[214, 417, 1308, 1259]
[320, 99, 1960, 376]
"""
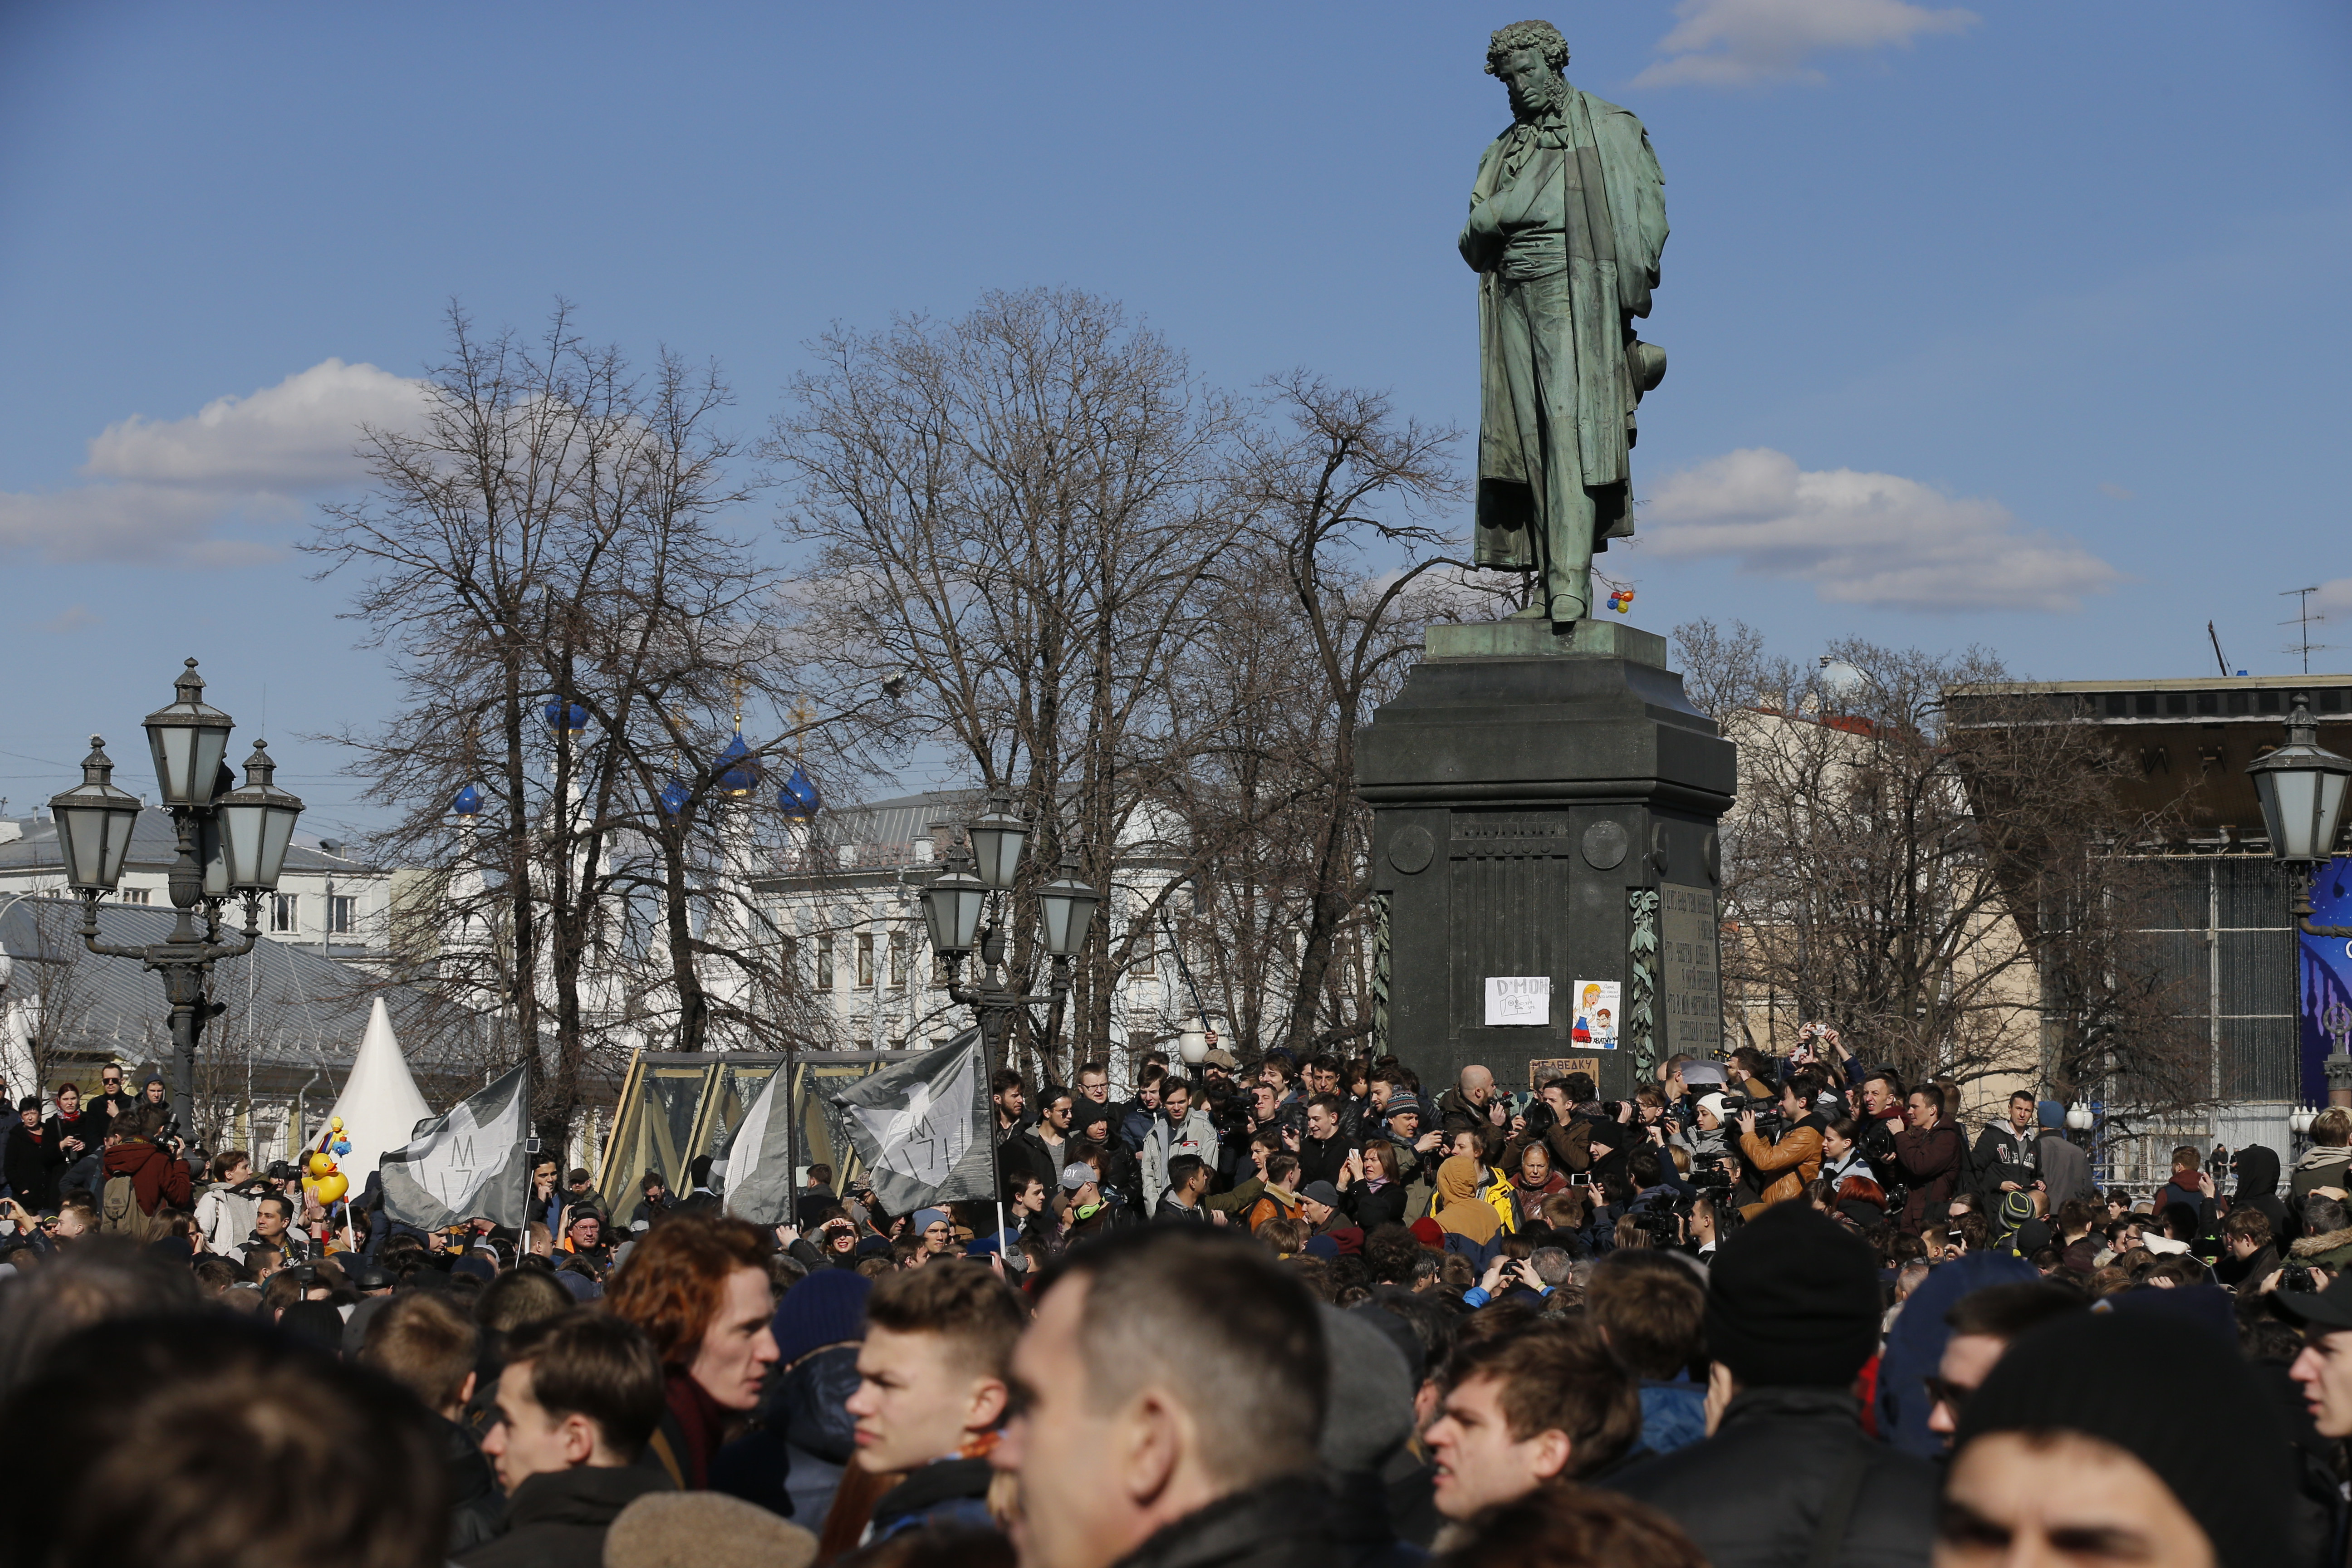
[100, 1172, 171, 1244]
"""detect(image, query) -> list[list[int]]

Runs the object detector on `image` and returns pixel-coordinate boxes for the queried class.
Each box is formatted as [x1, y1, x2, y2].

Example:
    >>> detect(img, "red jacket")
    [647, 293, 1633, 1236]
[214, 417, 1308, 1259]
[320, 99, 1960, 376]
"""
[102, 1139, 192, 1216]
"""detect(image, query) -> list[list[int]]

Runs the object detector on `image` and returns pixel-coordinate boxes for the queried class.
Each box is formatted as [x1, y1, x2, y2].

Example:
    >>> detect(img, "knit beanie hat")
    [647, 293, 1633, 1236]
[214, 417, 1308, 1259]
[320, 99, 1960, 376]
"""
[1704, 1201, 1880, 1388]
[2036, 1098, 2066, 1129]
[1954, 1308, 2291, 1568]
[769, 1268, 870, 1368]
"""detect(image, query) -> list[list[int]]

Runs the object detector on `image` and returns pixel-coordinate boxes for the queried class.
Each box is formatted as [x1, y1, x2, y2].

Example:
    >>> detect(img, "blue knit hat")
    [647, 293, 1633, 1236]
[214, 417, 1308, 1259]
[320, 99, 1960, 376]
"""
[770, 1268, 871, 1367]
[2037, 1098, 2066, 1129]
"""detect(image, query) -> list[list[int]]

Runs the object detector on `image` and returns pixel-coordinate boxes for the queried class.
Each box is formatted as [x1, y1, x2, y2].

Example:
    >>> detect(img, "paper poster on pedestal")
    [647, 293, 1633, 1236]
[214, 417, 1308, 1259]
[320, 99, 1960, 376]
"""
[1571, 980, 1621, 1049]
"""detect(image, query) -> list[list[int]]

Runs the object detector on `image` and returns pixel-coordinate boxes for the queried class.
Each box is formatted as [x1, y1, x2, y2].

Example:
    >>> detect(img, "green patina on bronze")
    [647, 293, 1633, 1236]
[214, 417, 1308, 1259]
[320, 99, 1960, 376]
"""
[1461, 20, 1668, 629]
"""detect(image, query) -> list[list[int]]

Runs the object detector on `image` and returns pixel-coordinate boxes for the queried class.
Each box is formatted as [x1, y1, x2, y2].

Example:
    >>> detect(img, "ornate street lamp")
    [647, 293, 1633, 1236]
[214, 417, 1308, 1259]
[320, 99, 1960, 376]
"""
[2249, 693, 2352, 874]
[142, 659, 235, 809]
[49, 662, 303, 1136]
[1037, 844, 1102, 959]
[919, 845, 988, 958]
[966, 790, 1029, 891]
[1177, 1017, 1210, 1068]
[49, 738, 143, 893]
[925, 792, 1101, 1071]
[214, 740, 304, 892]
[2247, 691, 2352, 1105]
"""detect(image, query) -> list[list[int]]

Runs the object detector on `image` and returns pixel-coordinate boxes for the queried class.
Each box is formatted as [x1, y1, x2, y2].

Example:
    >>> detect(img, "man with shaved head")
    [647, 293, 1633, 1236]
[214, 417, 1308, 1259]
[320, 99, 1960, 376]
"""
[1439, 1064, 1508, 1160]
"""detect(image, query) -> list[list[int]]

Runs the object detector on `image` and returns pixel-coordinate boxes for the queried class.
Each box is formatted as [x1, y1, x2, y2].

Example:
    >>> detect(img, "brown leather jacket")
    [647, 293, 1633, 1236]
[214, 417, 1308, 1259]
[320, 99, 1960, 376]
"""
[1739, 1121, 1824, 1211]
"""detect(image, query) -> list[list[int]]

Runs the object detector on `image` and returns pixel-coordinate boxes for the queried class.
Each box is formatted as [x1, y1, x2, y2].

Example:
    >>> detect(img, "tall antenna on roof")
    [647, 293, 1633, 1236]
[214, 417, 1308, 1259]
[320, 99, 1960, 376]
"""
[2281, 587, 2334, 675]
[2206, 622, 2230, 678]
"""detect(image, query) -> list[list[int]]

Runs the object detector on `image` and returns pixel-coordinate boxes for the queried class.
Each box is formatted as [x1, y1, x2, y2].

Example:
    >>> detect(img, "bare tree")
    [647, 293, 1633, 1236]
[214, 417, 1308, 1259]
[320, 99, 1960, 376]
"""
[1676, 619, 2206, 1122]
[767, 288, 1244, 1080]
[1170, 375, 1463, 1057]
[311, 305, 848, 1143]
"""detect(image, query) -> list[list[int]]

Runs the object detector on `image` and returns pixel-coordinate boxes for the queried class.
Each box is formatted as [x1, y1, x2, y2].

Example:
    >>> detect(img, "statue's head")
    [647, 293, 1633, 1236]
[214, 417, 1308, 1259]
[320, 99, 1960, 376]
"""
[1485, 20, 1570, 120]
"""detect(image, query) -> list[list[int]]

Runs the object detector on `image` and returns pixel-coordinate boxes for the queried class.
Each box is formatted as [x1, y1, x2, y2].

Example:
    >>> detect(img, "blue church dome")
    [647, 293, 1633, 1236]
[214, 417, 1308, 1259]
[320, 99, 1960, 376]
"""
[542, 699, 591, 732]
[714, 732, 760, 797]
[658, 778, 692, 817]
[776, 763, 822, 819]
[451, 782, 483, 816]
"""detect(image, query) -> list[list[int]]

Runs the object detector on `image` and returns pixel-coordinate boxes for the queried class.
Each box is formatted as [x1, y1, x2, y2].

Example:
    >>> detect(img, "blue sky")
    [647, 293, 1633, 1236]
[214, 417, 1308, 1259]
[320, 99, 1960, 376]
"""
[3, 2, 2348, 836]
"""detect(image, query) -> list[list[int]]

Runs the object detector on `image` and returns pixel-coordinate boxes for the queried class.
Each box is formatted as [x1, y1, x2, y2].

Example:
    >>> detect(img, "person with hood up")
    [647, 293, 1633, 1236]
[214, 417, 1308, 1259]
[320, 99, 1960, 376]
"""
[2288, 1194, 2352, 1273]
[731, 1268, 869, 1527]
[2225, 1142, 2288, 1238]
[1430, 1154, 1502, 1268]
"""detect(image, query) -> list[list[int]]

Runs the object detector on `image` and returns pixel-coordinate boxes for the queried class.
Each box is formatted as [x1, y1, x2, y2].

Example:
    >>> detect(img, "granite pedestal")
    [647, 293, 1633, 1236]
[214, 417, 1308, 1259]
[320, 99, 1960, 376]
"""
[1357, 618, 1736, 1103]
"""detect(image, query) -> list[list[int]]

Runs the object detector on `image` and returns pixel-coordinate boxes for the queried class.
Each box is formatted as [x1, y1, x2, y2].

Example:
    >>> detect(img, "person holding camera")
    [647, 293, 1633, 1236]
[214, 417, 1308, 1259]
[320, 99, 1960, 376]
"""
[1733, 1068, 1830, 1216]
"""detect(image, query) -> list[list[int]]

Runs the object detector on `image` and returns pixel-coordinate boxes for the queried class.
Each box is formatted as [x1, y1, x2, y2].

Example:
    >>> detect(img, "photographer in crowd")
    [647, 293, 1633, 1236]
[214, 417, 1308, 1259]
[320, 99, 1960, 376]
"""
[1733, 1068, 1829, 1215]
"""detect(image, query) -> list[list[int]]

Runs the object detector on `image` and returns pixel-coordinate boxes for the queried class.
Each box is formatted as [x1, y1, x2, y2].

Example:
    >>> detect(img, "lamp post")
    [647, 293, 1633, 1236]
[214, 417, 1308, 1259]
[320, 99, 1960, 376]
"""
[48, 661, 303, 1135]
[2247, 692, 2352, 1106]
[918, 798, 1100, 1075]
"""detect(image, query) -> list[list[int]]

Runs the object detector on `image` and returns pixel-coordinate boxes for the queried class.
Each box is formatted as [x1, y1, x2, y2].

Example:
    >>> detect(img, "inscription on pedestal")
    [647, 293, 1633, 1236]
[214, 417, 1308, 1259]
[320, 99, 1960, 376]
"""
[1657, 882, 1723, 1057]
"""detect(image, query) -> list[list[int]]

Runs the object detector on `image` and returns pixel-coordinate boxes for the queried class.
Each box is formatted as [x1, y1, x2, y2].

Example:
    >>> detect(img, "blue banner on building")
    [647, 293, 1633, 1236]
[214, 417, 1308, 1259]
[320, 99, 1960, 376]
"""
[2301, 857, 2352, 1103]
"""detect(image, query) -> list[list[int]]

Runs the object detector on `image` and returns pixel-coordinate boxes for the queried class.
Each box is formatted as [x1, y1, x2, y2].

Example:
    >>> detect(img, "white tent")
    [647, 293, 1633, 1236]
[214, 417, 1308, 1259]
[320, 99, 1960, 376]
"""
[323, 998, 433, 1191]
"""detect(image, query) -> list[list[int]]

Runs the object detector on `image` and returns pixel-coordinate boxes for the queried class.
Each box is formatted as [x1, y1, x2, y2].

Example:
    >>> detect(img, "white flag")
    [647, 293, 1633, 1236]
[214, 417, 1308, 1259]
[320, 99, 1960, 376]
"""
[379, 1066, 530, 1229]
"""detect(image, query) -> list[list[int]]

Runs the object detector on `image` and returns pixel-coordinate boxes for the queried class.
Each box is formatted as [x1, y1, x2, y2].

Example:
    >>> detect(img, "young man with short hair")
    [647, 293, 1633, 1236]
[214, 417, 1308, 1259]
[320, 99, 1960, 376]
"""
[2220, 1207, 2278, 1301]
[360, 1289, 506, 1550]
[1140, 1079, 1218, 1212]
[1298, 1093, 1355, 1189]
[461, 1310, 671, 1568]
[1423, 1318, 1640, 1517]
[241, 1191, 310, 1269]
[1923, 1282, 2086, 1446]
[1154, 1154, 1219, 1225]
[844, 1259, 1027, 1543]
[1586, 1250, 1708, 1455]
[1892, 1083, 1964, 1230]
[1973, 1091, 2040, 1199]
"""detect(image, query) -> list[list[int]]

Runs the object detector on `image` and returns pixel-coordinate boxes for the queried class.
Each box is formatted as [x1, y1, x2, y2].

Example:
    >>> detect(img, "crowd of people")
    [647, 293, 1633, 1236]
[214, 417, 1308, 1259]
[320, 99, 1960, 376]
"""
[2, 1032, 2348, 1568]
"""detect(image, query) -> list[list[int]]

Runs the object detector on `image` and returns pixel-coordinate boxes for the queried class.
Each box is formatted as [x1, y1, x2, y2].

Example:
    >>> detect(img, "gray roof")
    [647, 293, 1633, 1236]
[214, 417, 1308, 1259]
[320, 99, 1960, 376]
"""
[0, 896, 464, 1076]
[0, 809, 374, 878]
[818, 789, 981, 867]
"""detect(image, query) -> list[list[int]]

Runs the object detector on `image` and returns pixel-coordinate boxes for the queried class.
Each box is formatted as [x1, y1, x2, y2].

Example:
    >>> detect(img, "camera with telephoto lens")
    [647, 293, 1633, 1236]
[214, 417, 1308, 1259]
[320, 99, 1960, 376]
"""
[1627, 1205, 1684, 1246]
[2280, 1262, 2318, 1294]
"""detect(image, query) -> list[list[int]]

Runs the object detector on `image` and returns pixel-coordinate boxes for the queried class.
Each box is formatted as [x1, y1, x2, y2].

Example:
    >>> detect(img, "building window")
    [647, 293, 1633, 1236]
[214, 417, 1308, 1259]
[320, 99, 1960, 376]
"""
[889, 931, 908, 989]
[272, 893, 299, 932]
[856, 933, 875, 989]
[816, 940, 835, 991]
[328, 895, 356, 935]
[118, 887, 151, 905]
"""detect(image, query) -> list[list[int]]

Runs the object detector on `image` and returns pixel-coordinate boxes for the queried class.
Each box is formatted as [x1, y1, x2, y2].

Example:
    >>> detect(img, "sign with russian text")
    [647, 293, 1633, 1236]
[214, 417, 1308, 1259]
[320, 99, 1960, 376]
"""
[1484, 975, 1551, 1027]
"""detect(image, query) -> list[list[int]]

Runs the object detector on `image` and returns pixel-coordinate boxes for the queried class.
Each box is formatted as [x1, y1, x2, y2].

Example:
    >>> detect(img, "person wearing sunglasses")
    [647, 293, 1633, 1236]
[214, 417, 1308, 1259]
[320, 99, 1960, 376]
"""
[92, 1067, 136, 1122]
[1923, 1282, 2085, 1447]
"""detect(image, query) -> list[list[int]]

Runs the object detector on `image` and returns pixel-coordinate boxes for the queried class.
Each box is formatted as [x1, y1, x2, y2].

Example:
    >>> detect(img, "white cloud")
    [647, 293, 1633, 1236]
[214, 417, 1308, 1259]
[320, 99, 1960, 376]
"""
[1634, 0, 1978, 88]
[0, 359, 427, 566]
[2313, 579, 2352, 618]
[1641, 447, 2120, 612]
[38, 605, 99, 635]
[2097, 481, 2135, 500]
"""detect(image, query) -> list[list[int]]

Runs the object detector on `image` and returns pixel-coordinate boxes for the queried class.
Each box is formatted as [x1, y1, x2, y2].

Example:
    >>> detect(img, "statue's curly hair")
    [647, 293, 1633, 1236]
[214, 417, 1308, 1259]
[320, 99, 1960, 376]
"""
[1485, 19, 1569, 74]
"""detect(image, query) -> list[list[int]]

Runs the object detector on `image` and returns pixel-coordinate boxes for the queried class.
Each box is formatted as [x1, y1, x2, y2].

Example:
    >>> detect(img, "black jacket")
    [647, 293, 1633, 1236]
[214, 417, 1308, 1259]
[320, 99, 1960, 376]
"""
[1606, 1387, 1937, 1568]
[438, 1413, 507, 1554]
[2, 1121, 50, 1210]
[1298, 1133, 1353, 1191]
[1110, 1476, 1346, 1568]
[455, 1465, 672, 1568]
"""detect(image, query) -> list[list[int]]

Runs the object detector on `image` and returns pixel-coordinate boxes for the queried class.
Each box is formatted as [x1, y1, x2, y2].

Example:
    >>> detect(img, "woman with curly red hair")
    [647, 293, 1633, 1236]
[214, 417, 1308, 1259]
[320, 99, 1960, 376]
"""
[605, 1213, 779, 1489]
